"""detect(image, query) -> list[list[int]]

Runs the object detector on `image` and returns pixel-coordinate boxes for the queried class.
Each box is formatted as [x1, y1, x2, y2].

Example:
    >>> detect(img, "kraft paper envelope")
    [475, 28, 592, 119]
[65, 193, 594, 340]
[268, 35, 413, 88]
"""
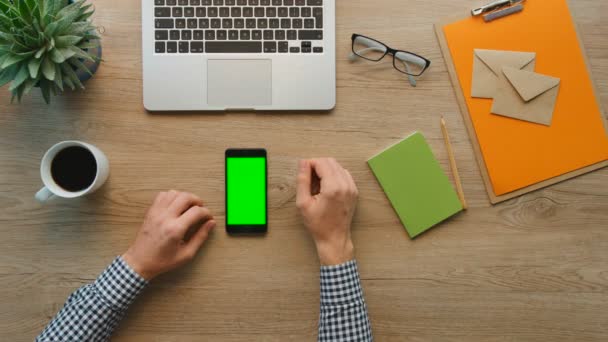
[471, 49, 536, 99]
[491, 67, 561, 126]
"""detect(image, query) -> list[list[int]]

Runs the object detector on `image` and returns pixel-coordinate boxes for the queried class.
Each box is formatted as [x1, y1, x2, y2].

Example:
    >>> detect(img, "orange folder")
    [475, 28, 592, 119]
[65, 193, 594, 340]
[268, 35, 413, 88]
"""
[442, 0, 608, 197]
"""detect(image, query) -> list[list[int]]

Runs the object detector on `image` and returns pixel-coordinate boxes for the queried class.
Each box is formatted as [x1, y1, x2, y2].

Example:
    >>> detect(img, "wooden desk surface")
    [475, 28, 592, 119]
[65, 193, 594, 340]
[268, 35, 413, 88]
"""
[1, 0, 607, 341]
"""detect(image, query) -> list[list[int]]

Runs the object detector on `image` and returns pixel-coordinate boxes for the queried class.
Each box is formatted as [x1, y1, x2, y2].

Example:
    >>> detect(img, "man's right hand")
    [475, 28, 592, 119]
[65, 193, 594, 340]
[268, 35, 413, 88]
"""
[296, 158, 359, 266]
[122, 191, 216, 280]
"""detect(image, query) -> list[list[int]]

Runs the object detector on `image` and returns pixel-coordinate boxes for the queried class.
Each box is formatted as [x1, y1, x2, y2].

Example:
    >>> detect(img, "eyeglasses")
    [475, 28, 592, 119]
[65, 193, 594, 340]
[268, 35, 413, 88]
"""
[350, 34, 431, 87]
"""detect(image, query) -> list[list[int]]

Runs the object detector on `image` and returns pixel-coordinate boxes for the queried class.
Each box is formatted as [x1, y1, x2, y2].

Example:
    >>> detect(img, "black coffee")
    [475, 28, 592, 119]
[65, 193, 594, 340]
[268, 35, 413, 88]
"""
[51, 146, 97, 192]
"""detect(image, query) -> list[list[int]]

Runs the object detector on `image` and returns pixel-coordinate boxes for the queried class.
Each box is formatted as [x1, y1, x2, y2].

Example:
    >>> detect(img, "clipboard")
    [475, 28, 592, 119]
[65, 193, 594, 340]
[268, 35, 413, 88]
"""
[434, 0, 608, 204]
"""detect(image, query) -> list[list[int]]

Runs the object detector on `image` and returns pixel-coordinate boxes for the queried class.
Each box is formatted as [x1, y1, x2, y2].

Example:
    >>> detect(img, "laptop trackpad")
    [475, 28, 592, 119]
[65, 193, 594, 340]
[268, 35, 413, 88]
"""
[207, 59, 272, 108]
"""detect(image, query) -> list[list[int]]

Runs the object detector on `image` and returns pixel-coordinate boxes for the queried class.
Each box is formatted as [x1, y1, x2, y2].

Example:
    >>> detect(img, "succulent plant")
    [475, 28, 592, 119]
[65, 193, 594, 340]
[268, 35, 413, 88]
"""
[0, 0, 100, 103]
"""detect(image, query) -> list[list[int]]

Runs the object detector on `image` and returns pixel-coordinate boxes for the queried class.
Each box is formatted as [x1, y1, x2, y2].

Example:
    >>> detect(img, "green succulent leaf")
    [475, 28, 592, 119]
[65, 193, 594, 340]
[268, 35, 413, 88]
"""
[55, 35, 82, 48]
[49, 47, 65, 63]
[39, 79, 51, 104]
[1, 54, 26, 69]
[0, 66, 17, 87]
[68, 57, 91, 75]
[53, 63, 63, 91]
[61, 62, 83, 89]
[8, 62, 28, 91]
[41, 56, 56, 80]
[28, 57, 42, 78]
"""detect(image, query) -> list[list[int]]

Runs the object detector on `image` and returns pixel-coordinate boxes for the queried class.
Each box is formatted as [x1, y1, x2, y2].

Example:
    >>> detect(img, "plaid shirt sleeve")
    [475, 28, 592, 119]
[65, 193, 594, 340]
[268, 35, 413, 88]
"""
[318, 260, 373, 342]
[36, 257, 148, 342]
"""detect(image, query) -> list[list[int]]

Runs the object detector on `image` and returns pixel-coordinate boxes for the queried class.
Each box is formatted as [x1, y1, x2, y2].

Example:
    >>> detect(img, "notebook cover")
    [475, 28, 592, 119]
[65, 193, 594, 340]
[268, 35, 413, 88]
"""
[368, 132, 463, 238]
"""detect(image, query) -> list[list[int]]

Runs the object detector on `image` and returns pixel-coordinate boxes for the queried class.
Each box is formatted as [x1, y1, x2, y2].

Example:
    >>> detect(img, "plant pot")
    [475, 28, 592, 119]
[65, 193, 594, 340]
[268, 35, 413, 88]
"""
[76, 43, 102, 83]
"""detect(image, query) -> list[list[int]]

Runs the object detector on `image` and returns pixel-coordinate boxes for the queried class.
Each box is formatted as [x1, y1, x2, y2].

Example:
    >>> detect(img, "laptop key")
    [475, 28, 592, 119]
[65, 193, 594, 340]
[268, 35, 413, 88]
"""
[155, 19, 174, 28]
[172, 7, 183, 17]
[191, 0, 201, 4]
[199, 19, 210, 28]
[211, 19, 221, 28]
[299, 30, 322, 40]
[191, 41, 205, 52]
[182, 30, 192, 40]
[279, 41, 288, 53]
[176, 19, 186, 28]
[220, 7, 230, 17]
[155, 0, 165, 5]
[266, 7, 276, 17]
[194, 30, 204, 40]
[179, 0, 188, 4]
[249, 0, 259, 5]
[179, 41, 189, 52]
[201, 0, 212, 4]
[226, 0, 236, 5]
[217, 30, 227, 40]
[234, 19, 245, 28]
[205, 30, 216, 40]
[184, 7, 195, 17]
[272, 0, 282, 5]
[237, 0, 247, 5]
[243, 7, 253, 17]
[275, 30, 285, 40]
[208, 7, 218, 16]
[229, 30, 239, 40]
[281, 18, 290, 28]
[231, 7, 241, 17]
[155, 7, 171, 17]
[188, 19, 198, 28]
[287, 30, 297, 40]
[167, 42, 178, 53]
[240, 30, 251, 40]
[246, 18, 256, 28]
[255, 7, 265, 17]
[223, 18, 233, 28]
[155, 41, 166, 53]
[289, 7, 299, 16]
[264, 41, 277, 53]
[263, 30, 273, 40]
[258, 18, 268, 28]
[252, 30, 262, 40]
[261, 0, 270, 5]
[307, 0, 322, 5]
[213, 0, 223, 4]
[284, 0, 294, 5]
[313, 46, 323, 53]
[206, 41, 262, 53]
[295, 0, 305, 5]
[301, 7, 311, 16]
[155, 30, 169, 40]
[278, 7, 288, 17]
[167, 0, 177, 5]
[170, 30, 180, 40]
[304, 18, 314, 28]
[290, 46, 300, 53]
[293, 18, 302, 28]
[269, 19, 280, 28]
[196, 7, 206, 17]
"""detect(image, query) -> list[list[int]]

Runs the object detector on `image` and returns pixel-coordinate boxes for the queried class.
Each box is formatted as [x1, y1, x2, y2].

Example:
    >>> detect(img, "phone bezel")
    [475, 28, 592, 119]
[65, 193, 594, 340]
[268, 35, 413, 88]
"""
[225, 148, 268, 234]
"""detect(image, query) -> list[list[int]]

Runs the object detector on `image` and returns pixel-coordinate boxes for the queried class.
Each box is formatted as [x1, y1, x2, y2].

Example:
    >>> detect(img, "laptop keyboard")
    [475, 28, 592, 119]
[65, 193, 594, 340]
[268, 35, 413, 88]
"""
[154, 0, 324, 54]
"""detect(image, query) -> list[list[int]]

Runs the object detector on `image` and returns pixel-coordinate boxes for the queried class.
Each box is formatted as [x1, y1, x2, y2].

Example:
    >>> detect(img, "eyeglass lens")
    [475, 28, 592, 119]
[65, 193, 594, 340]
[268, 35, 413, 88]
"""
[353, 36, 427, 76]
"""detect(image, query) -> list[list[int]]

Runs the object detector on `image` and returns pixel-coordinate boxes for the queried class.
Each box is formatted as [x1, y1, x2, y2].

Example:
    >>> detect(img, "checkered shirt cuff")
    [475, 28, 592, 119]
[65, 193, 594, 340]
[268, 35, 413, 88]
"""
[319, 260, 373, 341]
[94, 257, 148, 311]
[320, 260, 365, 306]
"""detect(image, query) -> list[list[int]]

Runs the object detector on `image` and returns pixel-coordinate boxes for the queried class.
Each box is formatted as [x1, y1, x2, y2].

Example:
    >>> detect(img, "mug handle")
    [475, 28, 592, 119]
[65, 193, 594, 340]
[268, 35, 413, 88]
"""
[35, 187, 54, 202]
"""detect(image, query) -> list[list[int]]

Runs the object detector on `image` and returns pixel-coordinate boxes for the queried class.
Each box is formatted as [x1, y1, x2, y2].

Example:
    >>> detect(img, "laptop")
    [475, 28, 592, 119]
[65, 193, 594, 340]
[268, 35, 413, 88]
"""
[142, 0, 336, 111]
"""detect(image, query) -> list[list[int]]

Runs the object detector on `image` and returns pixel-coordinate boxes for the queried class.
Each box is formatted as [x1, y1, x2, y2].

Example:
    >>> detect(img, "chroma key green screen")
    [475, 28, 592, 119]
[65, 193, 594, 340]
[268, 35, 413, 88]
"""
[226, 157, 267, 225]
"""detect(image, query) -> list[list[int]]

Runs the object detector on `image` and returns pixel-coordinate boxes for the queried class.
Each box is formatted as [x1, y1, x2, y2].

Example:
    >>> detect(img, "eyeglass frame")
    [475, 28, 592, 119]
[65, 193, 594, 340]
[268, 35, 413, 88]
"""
[351, 34, 431, 77]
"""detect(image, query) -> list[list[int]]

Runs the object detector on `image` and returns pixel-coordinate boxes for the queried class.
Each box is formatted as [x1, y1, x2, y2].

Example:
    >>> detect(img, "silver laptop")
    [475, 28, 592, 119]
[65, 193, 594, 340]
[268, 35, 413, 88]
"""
[142, 0, 336, 111]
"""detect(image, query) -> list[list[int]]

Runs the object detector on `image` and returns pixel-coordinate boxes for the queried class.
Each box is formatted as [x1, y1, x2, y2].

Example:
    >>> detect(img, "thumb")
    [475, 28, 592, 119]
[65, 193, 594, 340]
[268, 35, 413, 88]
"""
[184, 220, 216, 258]
[296, 160, 312, 208]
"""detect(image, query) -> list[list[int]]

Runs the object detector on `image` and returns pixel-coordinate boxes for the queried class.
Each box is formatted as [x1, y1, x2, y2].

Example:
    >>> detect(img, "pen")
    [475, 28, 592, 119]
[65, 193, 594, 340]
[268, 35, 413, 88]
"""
[440, 117, 468, 210]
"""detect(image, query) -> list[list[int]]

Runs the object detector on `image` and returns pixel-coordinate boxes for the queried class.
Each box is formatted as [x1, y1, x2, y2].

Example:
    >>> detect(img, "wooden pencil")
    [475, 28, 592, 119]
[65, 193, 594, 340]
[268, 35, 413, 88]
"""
[440, 116, 468, 210]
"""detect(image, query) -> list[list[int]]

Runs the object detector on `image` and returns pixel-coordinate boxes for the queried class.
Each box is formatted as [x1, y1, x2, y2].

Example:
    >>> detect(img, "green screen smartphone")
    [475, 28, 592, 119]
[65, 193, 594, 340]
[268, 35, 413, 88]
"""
[225, 149, 268, 234]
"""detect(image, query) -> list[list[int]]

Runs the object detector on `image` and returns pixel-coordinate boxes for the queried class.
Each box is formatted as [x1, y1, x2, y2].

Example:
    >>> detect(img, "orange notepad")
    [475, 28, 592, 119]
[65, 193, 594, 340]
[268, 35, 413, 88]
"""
[441, 0, 608, 197]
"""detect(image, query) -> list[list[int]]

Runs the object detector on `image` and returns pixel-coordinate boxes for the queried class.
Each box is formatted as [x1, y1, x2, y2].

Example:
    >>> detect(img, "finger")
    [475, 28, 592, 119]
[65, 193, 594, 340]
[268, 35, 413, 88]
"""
[343, 168, 359, 195]
[169, 192, 204, 216]
[296, 160, 313, 207]
[309, 158, 336, 180]
[183, 220, 216, 259]
[327, 158, 349, 191]
[177, 206, 213, 234]
[163, 190, 180, 206]
[152, 192, 167, 207]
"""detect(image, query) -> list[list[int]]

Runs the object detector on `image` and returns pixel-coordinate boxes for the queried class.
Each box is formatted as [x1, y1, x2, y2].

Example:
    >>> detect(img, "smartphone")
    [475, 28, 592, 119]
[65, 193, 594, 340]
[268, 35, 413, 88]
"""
[225, 149, 268, 234]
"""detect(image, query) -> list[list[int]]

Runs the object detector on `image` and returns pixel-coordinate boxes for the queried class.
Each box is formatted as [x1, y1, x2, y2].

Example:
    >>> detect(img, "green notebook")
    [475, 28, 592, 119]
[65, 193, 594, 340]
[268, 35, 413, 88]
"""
[368, 132, 463, 238]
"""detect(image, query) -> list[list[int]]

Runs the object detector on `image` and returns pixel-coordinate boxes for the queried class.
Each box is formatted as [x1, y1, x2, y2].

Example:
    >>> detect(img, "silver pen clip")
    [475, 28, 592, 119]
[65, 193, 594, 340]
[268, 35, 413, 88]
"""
[471, 0, 524, 16]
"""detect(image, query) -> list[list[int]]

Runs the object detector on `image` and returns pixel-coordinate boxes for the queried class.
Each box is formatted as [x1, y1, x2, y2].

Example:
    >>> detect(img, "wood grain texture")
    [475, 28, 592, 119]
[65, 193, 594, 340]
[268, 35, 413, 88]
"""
[0, 0, 607, 341]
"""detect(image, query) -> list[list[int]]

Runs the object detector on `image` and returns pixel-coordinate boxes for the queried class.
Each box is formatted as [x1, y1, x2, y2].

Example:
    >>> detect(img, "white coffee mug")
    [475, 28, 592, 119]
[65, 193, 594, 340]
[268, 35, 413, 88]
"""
[36, 141, 110, 202]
